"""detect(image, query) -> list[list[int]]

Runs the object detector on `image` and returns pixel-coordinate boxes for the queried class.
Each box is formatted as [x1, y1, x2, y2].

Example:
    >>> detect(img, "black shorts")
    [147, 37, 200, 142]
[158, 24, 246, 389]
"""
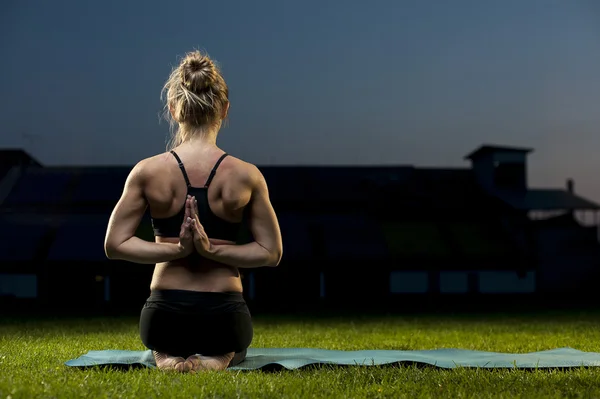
[139, 289, 253, 365]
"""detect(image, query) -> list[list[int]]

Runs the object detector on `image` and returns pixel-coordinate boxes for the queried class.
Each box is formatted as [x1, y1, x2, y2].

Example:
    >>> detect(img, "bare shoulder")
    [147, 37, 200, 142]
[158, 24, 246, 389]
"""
[141, 152, 177, 171]
[221, 155, 265, 188]
[125, 152, 174, 185]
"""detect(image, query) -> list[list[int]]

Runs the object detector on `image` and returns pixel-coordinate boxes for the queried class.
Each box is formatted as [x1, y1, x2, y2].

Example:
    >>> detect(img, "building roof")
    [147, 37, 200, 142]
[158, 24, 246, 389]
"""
[0, 149, 42, 167]
[464, 145, 533, 160]
[495, 189, 600, 211]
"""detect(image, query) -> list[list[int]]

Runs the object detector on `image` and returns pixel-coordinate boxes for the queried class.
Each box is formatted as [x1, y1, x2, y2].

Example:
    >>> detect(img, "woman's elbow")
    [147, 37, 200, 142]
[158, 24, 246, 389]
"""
[267, 247, 283, 267]
[104, 239, 122, 260]
[104, 244, 117, 260]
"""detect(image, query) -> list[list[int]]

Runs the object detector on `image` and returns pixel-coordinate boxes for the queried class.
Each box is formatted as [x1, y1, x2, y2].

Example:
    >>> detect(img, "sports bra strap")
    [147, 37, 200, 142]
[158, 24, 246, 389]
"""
[204, 153, 229, 188]
[170, 151, 191, 187]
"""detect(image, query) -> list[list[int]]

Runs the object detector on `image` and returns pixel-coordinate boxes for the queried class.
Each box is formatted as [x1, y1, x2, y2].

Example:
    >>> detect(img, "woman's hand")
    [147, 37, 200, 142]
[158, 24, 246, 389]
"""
[177, 196, 197, 257]
[185, 196, 214, 257]
[178, 215, 195, 257]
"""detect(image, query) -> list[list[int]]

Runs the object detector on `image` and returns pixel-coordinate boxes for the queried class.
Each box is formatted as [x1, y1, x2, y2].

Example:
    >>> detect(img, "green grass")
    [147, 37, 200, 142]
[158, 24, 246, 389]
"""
[2, 311, 600, 398]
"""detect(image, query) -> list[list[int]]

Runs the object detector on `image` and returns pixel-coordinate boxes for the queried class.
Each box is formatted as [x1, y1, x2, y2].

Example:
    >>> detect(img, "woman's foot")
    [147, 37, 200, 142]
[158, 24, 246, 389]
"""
[185, 352, 235, 372]
[153, 351, 192, 372]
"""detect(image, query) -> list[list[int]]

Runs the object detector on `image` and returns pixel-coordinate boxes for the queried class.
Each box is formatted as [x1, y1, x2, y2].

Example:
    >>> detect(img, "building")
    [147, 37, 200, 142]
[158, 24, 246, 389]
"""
[0, 145, 598, 313]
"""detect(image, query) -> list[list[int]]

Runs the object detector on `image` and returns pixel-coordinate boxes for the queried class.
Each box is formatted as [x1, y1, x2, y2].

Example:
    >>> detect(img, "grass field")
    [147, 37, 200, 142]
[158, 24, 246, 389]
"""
[1, 311, 600, 398]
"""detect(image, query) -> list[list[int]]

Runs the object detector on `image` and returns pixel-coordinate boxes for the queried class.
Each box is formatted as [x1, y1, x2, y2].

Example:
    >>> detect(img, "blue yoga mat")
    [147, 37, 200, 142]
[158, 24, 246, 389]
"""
[64, 347, 600, 370]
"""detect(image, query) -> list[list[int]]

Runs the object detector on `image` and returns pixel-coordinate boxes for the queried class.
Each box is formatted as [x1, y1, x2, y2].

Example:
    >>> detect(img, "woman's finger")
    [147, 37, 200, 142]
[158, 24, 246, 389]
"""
[190, 197, 203, 228]
[190, 211, 202, 230]
[189, 196, 197, 216]
[190, 198, 197, 218]
[193, 198, 200, 220]
[184, 196, 190, 220]
[192, 221, 206, 240]
[180, 217, 190, 238]
[190, 219, 201, 235]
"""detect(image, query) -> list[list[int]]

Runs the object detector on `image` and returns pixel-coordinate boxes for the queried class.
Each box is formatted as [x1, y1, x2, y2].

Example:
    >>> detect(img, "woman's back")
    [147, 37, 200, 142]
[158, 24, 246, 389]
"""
[142, 146, 254, 292]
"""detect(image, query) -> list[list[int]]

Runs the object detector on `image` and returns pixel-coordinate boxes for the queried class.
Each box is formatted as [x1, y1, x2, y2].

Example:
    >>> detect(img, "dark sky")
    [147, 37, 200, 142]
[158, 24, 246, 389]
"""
[1, 0, 600, 201]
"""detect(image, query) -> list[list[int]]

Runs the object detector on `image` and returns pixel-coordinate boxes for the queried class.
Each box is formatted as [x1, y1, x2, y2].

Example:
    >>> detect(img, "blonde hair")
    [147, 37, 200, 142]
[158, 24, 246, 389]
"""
[161, 50, 229, 149]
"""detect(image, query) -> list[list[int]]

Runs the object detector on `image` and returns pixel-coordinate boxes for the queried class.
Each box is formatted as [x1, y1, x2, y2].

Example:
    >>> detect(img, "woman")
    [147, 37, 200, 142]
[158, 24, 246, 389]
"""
[104, 50, 283, 373]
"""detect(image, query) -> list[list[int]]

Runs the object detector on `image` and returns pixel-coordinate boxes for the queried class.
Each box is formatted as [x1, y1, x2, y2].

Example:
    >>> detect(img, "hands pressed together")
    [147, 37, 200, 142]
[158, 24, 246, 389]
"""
[178, 195, 214, 257]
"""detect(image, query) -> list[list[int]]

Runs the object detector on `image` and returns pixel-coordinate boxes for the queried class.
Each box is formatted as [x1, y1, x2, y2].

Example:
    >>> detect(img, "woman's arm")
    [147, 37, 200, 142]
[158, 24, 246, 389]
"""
[104, 161, 193, 264]
[191, 166, 283, 268]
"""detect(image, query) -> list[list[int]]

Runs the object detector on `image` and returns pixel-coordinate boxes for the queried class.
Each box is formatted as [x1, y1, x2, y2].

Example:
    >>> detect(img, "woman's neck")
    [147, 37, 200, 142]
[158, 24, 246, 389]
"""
[179, 124, 219, 147]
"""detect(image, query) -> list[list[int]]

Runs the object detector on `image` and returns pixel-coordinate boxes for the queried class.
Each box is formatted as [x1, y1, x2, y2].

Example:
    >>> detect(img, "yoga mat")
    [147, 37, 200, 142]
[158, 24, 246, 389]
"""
[64, 347, 600, 370]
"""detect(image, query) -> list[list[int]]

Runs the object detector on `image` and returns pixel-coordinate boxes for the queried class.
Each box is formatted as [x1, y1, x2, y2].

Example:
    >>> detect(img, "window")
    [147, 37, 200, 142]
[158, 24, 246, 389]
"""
[0, 274, 37, 298]
[479, 271, 535, 293]
[440, 272, 469, 293]
[389, 271, 428, 293]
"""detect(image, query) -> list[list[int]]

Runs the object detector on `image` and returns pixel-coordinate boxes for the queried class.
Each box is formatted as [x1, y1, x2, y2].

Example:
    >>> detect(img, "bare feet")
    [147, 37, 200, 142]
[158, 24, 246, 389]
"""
[185, 352, 235, 372]
[154, 351, 192, 372]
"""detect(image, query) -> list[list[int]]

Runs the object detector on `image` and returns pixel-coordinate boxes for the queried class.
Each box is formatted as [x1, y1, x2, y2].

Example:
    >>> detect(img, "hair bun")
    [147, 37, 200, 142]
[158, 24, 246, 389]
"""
[186, 57, 212, 73]
[180, 53, 216, 92]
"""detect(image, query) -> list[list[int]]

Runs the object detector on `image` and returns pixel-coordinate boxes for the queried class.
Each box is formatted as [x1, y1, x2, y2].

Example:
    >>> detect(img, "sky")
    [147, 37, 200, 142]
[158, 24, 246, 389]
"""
[1, 0, 600, 201]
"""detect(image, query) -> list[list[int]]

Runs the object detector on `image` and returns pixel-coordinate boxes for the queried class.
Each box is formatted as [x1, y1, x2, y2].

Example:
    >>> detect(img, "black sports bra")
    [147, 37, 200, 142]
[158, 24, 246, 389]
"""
[150, 151, 242, 241]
